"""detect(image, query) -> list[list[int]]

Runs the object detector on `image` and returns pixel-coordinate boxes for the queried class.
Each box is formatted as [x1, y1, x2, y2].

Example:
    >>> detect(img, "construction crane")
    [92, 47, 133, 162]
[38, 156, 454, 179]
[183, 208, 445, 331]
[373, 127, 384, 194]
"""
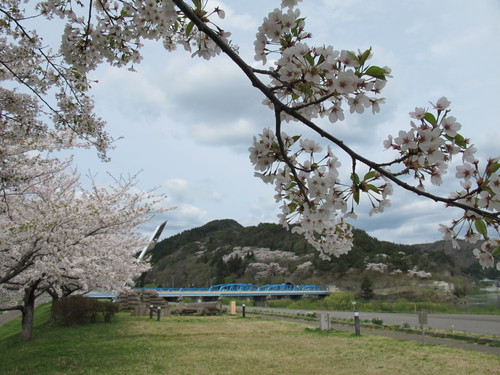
[137, 221, 167, 261]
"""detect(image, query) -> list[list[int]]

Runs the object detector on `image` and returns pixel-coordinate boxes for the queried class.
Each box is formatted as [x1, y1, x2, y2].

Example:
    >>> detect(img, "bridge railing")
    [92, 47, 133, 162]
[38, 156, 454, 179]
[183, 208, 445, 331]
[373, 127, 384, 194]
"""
[133, 283, 328, 293]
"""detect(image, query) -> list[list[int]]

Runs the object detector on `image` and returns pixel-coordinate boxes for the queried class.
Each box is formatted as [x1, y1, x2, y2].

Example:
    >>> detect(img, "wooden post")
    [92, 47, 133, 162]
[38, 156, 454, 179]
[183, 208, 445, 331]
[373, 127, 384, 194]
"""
[157, 306, 161, 321]
[418, 312, 427, 344]
[354, 312, 361, 336]
[320, 313, 330, 331]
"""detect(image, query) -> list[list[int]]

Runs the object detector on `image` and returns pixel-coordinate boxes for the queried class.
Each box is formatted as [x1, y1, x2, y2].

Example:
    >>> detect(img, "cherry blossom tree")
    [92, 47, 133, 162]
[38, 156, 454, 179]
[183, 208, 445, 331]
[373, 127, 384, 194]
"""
[1, 0, 498, 306]
[1, 0, 171, 340]
[0, 156, 163, 340]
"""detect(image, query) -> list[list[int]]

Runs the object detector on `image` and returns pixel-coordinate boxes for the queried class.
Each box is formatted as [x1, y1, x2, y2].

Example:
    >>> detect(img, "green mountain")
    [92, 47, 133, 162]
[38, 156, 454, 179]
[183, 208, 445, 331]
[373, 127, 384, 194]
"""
[142, 219, 496, 290]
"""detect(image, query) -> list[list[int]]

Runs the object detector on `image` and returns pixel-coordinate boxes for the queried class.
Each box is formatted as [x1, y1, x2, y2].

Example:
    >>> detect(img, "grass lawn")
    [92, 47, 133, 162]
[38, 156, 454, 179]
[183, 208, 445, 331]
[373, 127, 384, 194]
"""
[0, 305, 498, 375]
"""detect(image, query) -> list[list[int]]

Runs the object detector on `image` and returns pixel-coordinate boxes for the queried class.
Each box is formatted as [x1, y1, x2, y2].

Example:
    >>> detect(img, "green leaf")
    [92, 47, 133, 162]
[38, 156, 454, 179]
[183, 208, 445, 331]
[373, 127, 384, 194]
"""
[72, 70, 81, 80]
[487, 162, 500, 175]
[304, 53, 315, 66]
[120, 9, 133, 17]
[292, 135, 301, 142]
[348, 51, 359, 64]
[358, 48, 372, 66]
[351, 173, 360, 185]
[454, 133, 467, 148]
[364, 171, 376, 181]
[192, 0, 202, 10]
[366, 184, 380, 194]
[491, 246, 500, 257]
[424, 112, 437, 125]
[364, 66, 387, 80]
[185, 21, 195, 36]
[352, 187, 360, 205]
[474, 219, 488, 237]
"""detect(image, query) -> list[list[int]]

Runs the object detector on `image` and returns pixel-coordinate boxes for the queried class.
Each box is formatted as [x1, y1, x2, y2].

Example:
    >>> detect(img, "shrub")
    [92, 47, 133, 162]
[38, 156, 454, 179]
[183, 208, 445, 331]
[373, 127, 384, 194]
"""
[324, 291, 355, 311]
[100, 300, 120, 323]
[371, 318, 384, 325]
[360, 276, 374, 300]
[53, 296, 97, 326]
[393, 300, 413, 312]
[53, 296, 119, 326]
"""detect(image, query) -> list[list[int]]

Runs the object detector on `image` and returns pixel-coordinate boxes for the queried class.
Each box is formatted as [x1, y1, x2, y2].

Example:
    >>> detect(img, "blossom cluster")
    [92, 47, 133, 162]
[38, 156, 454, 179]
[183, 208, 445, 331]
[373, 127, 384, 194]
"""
[246, 262, 289, 280]
[52, 0, 233, 73]
[2, 0, 235, 167]
[407, 267, 432, 279]
[254, 4, 389, 124]
[385, 98, 500, 270]
[247, 3, 399, 259]
[223, 246, 299, 263]
[296, 260, 313, 271]
[249, 128, 393, 260]
[365, 263, 431, 279]
[365, 263, 389, 273]
[0, 4, 111, 158]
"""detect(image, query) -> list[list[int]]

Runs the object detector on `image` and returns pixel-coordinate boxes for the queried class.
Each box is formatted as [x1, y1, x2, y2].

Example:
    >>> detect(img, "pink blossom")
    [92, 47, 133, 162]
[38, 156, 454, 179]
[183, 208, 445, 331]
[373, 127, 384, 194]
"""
[431, 96, 451, 111]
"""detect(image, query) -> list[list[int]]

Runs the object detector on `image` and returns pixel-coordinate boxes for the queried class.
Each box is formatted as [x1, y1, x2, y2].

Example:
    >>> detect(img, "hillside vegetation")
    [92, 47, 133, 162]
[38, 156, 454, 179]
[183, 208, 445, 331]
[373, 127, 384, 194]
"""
[143, 220, 496, 298]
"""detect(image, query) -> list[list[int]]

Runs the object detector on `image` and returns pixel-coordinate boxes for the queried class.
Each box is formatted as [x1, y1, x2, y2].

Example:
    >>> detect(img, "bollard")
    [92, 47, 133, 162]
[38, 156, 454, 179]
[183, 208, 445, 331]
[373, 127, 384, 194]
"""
[418, 311, 427, 344]
[229, 301, 236, 315]
[157, 306, 161, 321]
[354, 311, 361, 336]
[320, 313, 330, 331]
[242, 304, 246, 318]
[149, 304, 154, 319]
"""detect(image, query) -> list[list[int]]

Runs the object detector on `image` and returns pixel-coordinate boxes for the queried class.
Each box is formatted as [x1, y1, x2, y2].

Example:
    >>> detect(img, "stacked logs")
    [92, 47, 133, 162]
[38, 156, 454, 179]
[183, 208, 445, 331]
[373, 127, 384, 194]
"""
[173, 300, 226, 315]
[118, 289, 170, 317]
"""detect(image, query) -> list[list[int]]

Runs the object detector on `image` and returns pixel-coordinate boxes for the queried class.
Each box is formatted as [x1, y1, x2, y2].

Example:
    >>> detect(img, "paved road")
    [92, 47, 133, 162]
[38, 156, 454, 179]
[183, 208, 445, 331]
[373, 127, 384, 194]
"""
[247, 312, 500, 355]
[0, 310, 21, 326]
[246, 307, 500, 336]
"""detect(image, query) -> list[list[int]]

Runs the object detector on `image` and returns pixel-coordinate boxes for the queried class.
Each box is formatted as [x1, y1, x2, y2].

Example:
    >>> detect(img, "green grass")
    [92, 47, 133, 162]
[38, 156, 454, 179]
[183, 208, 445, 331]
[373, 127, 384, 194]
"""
[265, 296, 500, 315]
[1, 308, 499, 375]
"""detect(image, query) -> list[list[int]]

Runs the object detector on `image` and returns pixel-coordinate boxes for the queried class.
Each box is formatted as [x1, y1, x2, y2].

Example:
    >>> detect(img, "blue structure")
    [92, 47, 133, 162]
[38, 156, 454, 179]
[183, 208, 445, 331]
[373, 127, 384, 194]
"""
[85, 283, 330, 306]
[153, 283, 327, 293]
[209, 283, 259, 292]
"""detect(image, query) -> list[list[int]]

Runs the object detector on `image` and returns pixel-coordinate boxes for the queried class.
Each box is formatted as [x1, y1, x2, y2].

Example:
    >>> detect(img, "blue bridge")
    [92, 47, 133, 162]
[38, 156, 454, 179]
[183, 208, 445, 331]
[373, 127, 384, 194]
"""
[84, 283, 330, 306]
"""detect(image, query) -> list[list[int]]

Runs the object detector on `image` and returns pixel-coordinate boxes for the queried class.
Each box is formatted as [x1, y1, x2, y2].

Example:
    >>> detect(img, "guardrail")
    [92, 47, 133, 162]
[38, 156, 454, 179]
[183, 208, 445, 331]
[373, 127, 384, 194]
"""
[132, 283, 328, 293]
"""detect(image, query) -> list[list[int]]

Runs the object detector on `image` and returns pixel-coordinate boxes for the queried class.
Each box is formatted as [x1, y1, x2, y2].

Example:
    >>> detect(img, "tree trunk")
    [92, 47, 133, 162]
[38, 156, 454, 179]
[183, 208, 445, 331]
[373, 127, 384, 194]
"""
[20, 285, 37, 341]
[49, 293, 59, 323]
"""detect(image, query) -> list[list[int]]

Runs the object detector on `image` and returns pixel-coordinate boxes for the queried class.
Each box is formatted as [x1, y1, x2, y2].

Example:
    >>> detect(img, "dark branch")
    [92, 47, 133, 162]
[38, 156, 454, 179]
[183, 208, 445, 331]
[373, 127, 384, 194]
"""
[172, 0, 499, 223]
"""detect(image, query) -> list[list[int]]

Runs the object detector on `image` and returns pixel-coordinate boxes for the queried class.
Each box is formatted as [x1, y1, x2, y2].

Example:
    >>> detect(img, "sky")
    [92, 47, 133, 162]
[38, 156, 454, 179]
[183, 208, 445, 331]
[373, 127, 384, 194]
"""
[67, 0, 499, 244]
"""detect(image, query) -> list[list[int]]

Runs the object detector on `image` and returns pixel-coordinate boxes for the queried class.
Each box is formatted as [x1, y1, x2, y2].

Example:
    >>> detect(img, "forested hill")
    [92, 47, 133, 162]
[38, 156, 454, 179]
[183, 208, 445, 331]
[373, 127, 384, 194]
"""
[143, 219, 495, 289]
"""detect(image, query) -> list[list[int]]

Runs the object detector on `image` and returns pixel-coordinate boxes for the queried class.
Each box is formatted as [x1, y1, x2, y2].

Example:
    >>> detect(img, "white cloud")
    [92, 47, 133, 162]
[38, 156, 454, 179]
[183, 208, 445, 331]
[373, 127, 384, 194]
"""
[211, 0, 259, 31]
[163, 178, 224, 204]
[67, 1, 499, 247]
[93, 66, 173, 120]
[351, 190, 463, 244]
[162, 204, 210, 235]
[191, 118, 256, 147]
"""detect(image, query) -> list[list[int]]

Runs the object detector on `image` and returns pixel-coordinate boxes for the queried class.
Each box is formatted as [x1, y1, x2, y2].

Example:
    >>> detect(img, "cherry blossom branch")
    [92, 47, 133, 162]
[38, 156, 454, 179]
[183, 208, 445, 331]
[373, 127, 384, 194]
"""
[275, 110, 311, 208]
[0, 7, 83, 102]
[173, 0, 497, 222]
[0, 304, 23, 312]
